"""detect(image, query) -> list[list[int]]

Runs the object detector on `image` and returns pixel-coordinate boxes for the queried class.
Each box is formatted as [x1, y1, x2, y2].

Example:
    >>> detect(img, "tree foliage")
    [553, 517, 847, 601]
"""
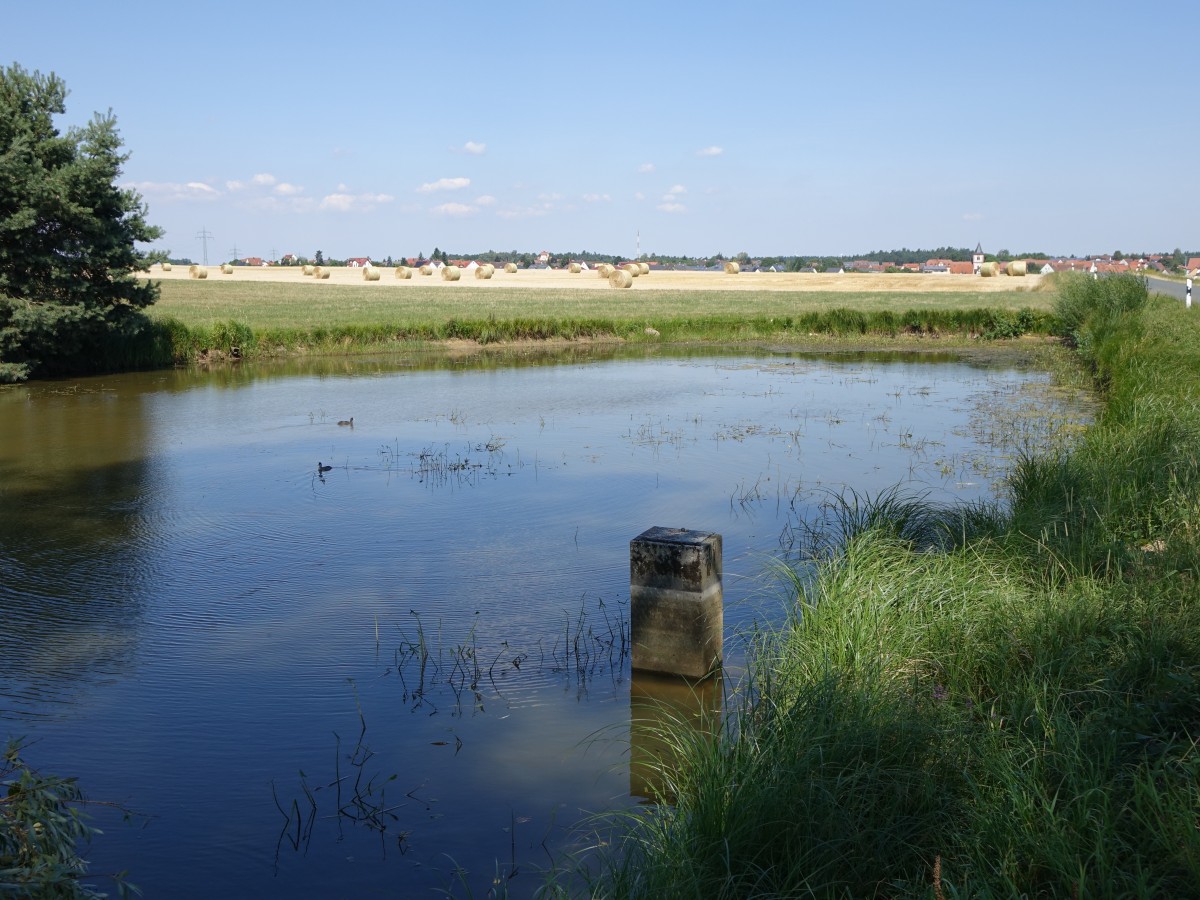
[0, 63, 162, 382]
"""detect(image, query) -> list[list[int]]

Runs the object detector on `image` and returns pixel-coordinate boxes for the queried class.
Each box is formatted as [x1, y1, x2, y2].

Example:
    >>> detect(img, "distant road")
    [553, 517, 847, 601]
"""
[1146, 276, 1192, 304]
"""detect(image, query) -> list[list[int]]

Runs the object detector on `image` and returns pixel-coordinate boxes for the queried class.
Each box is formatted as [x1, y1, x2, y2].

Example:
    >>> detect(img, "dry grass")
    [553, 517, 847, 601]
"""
[146, 264, 1044, 294]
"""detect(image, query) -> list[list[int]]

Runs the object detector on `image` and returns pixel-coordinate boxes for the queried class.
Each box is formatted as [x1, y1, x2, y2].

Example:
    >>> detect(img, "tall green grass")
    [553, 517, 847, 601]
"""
[149, 307, 1055, 364]
[561, 274, 1200, 899]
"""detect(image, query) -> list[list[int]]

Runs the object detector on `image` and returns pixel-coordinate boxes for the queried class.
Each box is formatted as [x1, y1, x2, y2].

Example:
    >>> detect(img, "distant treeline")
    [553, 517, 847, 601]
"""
[177, 247, 1199, 271]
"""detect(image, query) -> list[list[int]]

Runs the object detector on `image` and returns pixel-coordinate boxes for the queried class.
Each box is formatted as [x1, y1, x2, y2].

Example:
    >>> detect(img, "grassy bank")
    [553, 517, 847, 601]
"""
[145, 278, 1057, 363]
[565, 274, 1200, 898]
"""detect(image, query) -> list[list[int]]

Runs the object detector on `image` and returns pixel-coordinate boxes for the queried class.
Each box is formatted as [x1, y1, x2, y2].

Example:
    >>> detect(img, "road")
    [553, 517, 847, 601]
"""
[1147, 276, 1194, 305]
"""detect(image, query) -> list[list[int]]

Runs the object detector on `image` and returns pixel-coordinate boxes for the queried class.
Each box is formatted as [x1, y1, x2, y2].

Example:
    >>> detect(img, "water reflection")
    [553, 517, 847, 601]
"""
[0, 346, 1093, 897]
[630, 672, 723, 803]
[0, 384, 159, 717]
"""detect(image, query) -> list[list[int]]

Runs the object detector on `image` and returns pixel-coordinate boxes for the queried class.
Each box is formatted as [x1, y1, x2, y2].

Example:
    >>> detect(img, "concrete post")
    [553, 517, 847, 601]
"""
[630, 527, 722, 679]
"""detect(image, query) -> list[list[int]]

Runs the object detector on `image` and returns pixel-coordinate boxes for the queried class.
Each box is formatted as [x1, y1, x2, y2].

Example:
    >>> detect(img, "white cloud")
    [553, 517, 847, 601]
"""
[667, 184, 686, 195]
[274, 182, 304, 196]
[537, 192, 563, 202]
[417, 177, 471, 193]
[320, 192, 395, 212]
[127, 180, 219, 202]
[657, 202, 687, 213]
[433, 202, 476, 217]
[252, 173, 277, 186]
[320, 194, 355, 212]
[225, 180, 245, 192]
[697, 146, 723, 157]
[962, 212, 984, 221]
[582, 193, 611, 203]
[634, 191, 645, 201]
[638, 162, 656, 173]
[462, 141, 487, 155]
[475, 195, 497, 206]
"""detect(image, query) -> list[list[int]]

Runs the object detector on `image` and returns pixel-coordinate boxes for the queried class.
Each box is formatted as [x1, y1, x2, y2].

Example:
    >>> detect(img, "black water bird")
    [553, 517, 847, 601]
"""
[317, 461, 333, 473]
[337, 417, 354, 427]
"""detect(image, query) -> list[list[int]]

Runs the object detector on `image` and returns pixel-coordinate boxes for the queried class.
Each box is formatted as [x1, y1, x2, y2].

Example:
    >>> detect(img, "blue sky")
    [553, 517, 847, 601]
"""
[6, 1, 1196, 261]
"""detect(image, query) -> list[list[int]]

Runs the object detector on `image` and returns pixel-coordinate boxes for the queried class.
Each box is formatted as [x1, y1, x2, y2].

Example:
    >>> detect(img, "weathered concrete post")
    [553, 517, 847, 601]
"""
[630, 527, 722, 679]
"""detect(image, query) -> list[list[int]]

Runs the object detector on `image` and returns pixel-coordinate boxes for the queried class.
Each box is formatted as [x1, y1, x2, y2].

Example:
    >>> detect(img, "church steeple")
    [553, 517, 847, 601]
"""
[972, 242, 984, 275]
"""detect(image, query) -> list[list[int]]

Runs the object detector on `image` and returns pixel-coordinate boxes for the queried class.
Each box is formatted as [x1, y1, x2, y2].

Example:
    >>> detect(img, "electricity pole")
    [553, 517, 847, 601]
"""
[196, 227, 214, 265]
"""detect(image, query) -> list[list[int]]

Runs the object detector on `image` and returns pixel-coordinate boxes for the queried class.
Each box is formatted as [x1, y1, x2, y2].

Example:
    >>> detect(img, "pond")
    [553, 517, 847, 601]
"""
[0, 345, 1092, 897]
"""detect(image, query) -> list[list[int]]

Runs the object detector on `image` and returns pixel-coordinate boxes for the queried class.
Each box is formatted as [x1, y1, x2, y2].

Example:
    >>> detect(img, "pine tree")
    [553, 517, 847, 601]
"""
[0, 63, 164, 381]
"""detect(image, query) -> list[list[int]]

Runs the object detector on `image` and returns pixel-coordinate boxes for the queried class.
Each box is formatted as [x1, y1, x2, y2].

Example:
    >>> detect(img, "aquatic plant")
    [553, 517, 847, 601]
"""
[0, 739, 140, 898]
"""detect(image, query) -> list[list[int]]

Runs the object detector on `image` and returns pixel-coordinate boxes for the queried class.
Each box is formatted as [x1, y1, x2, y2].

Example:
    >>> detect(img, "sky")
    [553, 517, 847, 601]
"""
[5, 1, 1197, 262]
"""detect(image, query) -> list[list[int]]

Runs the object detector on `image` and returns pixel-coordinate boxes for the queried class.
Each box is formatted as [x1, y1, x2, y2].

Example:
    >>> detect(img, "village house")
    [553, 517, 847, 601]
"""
[345, 257, 372, 268]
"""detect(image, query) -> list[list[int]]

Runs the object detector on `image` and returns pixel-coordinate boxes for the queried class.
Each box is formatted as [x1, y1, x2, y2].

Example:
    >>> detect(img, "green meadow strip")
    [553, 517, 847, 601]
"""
[148, 307, 1056, 364]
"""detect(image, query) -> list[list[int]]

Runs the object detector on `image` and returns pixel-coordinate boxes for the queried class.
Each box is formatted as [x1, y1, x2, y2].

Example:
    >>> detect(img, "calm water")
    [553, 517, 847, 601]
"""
[0, 346, 1090, 897]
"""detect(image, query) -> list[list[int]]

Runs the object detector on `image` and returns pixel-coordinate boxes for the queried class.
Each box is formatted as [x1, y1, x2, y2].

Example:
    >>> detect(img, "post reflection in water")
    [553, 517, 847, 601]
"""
[630, 670, 723, 803]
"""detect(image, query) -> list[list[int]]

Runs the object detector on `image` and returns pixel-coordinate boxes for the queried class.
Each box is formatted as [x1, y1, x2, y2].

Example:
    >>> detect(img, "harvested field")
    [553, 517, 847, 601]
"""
[145, 265, 1042, 294]
[144, 266, 1053, 334]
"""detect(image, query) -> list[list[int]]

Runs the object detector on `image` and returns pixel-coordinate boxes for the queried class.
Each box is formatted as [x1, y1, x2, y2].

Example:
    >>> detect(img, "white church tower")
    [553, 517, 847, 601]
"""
[972, 243, 985, 275]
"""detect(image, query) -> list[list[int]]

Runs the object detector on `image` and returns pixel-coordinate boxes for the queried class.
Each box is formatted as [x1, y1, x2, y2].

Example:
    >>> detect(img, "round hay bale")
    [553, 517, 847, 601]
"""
[188, 264, 198, 276]
[609, 269, 633, 289]
[221, 263, 234, 274]
[313, 266, 330, 280]
[475, 264, 494, 279]
[302, 264, 315, 276]
[442, 266, 462, 281]
[979, 261, 999, 277]
[568, 262, 582, 274]
[363, 266, 381, 281]
[420, 265, 433, 276]
[623, 263, 640, 276]
[503, 262, 518, 273]
[161, 262, 172, 272]
[1007, 260, 1027, 277]
[724, 261, 740, 275]
[193, 267, 208, 279]
[395, 266, 412, 279]
[637, 262, 649, 275]
[596, 263, 614, 278]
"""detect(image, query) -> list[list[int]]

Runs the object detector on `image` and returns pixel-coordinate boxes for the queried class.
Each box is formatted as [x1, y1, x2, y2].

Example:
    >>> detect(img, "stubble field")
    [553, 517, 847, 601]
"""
[146, 265, 1050, 330]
